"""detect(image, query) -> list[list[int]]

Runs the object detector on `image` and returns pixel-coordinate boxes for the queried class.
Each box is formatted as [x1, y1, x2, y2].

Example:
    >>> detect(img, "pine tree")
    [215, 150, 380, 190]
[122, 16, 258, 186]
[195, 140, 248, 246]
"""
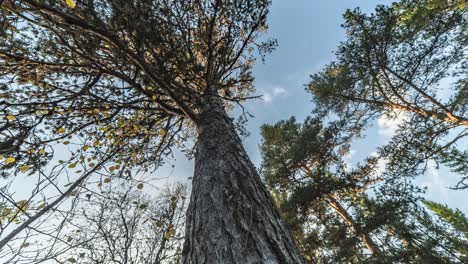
[307, 0, 468, 188]
[260, 116, 465, 263]
[424, 200, 468, 261]
[0, 1, 303, 262]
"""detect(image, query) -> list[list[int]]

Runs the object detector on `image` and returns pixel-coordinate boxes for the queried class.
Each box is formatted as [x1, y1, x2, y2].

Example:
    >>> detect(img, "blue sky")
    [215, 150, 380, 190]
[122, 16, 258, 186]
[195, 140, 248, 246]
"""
[158, 0, 468, 213]
[4, 2, 466, 261]
[11, 0, 464, 214]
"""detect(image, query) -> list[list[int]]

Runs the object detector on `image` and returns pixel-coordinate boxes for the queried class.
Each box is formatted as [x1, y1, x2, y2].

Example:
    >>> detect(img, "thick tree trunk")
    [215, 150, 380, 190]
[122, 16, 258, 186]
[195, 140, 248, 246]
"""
[182, 103, 304, 263]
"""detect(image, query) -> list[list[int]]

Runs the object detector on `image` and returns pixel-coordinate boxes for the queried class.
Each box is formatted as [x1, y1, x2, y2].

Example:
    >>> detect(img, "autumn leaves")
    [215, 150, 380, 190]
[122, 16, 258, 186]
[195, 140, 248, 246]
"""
[66, 0, 76, 9]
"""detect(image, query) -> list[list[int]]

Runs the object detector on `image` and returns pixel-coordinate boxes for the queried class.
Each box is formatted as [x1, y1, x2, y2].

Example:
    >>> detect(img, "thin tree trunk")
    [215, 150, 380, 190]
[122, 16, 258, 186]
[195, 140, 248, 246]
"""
[326, 194, 382, 257]
[182, 102, 304, 263]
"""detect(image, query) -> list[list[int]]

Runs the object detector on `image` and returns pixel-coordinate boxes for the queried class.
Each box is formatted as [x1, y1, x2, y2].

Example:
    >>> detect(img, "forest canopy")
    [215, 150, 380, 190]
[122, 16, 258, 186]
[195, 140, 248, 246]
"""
[0, 0, 467, 263]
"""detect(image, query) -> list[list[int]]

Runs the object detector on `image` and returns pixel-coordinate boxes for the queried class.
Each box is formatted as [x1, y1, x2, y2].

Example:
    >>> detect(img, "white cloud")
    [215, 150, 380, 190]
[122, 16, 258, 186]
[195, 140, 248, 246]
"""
[375, 157, 389, 176]
[369, 151, 388, 176]
[377, 110, 407, 139]
[420, 160, 449, 199]
[261, 86, 287, 103]
[263, 93, 273, 102]
[273, 87, 287, 96]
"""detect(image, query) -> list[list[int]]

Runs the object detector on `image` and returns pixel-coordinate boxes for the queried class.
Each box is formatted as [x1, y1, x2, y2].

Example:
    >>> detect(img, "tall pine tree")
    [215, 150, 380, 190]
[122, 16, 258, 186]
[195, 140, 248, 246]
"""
[260, 117, 465, 263]
[308, 0, 468, 188]
[0, 1, 303, 262]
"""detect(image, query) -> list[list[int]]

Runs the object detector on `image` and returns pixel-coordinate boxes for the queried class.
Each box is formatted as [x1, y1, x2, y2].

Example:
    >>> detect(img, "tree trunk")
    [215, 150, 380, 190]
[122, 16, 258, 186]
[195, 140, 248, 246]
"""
[326, 194, 382, 257]
[182, 103, 304, 264]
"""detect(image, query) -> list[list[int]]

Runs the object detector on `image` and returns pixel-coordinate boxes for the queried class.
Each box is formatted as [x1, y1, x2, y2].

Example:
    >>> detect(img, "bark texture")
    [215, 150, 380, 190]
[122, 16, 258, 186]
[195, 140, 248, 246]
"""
[182, 104, 304, 264]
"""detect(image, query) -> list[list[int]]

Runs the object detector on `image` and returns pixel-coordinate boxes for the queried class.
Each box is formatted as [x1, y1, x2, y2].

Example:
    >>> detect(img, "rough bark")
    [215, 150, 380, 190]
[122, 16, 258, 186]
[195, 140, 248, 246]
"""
[182, 103, 304, 264]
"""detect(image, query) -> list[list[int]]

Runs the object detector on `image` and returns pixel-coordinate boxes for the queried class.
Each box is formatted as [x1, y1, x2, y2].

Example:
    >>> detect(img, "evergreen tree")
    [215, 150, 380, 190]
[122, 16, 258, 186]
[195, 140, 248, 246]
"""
[260, 117, 465, 263]
[308, 0, 468, 188]
[0, 1, 303, 262]
[424, 200, 468, 261]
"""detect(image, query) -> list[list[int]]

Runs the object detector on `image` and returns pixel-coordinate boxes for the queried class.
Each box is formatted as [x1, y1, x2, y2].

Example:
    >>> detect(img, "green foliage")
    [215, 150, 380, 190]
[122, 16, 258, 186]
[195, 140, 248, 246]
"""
[295, 1, 468, 260]
[423, 200, 468, 236]
[396, 0, 467, 28]
[261, 116, 465, 263]
[260, 116, 353, 191]
[438, 148, 468, 187]
[423, 200, 468, 261]
[308, 0, 468, 187]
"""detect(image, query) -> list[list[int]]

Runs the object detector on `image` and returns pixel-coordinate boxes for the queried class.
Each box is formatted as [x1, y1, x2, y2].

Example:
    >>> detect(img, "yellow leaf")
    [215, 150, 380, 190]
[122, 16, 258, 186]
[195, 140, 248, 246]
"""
[57, 128, 66, 133]
[0, 155, 3, 160]
[103, 178, 111, 183]
[164, 230, 175, 239]
[63, 141, 70, 145]
[158, 129, 167, 136]
[6, 115, 16, 121]
[82, 145, 90, 151]
[68, 163, 77, 169]
[88, 163, 95, 167]
[66, 0, 76, 9]
[93, 141, 100, 147]
[19, 165, 29, 172]
[38, 149, 46, 155]
[137, 183, 144, 190]
[5, 157, 16, 164]
[38, 203, 47, 209]
[17, 200, 29, 211]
